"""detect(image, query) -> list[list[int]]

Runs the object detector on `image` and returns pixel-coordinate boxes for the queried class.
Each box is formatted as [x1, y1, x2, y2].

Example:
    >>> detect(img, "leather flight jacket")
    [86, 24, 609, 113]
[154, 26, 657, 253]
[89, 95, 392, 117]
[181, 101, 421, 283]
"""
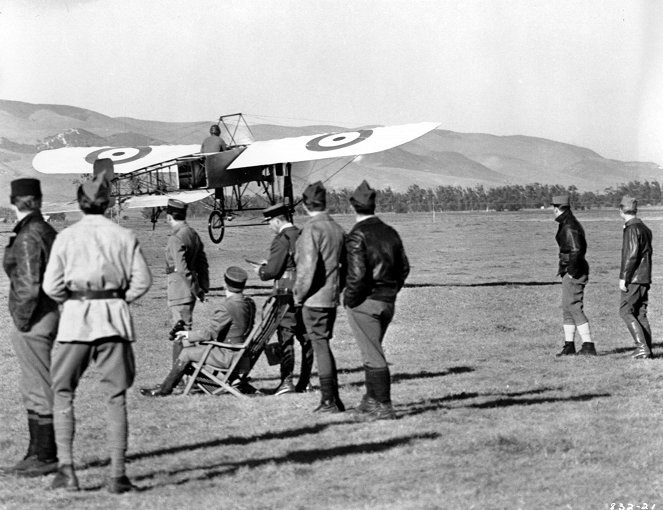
[620, 217, 652, 284]
[3, 211, 58, 331]
[344, 216, 410, 309]
[554, 209, 589, 279]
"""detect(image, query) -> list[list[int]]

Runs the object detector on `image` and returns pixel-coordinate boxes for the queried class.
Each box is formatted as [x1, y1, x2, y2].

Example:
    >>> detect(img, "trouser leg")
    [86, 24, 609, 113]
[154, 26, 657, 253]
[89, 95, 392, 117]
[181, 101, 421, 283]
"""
[303, 306, 342, 408]
[620, 285, 653, 357]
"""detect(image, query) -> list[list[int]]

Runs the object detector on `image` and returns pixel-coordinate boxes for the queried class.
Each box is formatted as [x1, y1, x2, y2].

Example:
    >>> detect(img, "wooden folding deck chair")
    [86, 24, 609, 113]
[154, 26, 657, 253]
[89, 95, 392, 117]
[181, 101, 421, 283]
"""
[182, 295, 287, 398]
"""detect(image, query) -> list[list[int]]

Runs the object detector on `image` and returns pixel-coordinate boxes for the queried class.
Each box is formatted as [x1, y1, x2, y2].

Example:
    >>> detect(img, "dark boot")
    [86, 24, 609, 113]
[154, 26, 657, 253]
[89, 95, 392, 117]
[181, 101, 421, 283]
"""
[18, 415, 58, 477]
[359, 367, 396, 421]
[313, 377, 342, 413]
[50, 464, 79, 491]
[7, 410, 39, 473]
[577, 342, 597, 356]
[273, 375, 296, 396]
[140, 360, 189, 396]
[627, 320, 653, 359]
[352, 367, 379, 418]
[107, 475, 137, 494]
[556, 342, 576, 356]
[295, 340, 314, 393]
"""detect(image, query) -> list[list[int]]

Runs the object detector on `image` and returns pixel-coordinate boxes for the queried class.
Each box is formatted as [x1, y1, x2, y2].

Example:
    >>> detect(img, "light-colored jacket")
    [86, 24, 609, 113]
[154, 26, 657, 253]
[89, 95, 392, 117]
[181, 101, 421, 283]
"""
[293, 211, 345, 308]
[166, 222, 209, 306]
[43, 214, 152, 342]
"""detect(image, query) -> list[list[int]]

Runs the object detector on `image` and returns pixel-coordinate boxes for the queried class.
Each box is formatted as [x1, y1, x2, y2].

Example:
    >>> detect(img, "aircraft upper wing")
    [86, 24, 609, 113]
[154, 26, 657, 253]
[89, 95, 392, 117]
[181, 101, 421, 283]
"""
[227, 122, 439, 169]
[32, 145, 200, 174]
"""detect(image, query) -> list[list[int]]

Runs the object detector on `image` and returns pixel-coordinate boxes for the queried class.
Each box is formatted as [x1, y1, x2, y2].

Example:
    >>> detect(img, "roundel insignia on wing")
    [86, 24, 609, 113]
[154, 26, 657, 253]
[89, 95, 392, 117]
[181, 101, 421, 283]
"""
[84, 147, 153, 165]
[305, 129, 373, 152]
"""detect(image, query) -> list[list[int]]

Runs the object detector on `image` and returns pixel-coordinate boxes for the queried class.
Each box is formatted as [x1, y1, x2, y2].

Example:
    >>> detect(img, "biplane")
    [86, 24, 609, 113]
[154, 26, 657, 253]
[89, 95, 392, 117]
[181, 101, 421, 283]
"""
[32, 114, 439, 244]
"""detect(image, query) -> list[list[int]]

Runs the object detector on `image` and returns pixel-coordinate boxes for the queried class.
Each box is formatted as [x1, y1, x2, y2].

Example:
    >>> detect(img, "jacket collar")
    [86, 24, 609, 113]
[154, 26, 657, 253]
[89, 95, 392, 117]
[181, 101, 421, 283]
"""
[13, 210, 43, 233]
[624, 217, 642, 228]
[554, 209, 573, 224]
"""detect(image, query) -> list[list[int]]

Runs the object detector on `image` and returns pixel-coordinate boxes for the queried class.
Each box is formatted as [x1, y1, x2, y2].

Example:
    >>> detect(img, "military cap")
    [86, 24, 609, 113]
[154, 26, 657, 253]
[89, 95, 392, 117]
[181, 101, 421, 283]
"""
[80, 170, 113, 205]
[262, 202, 289, 222]
[302, 181, 326, 207]
[224, 266, 248, 292]
[93, 158, 114, 178]
[10, 178, 42, 199]
[551, 195, 570, 207]
[619, 195, 638, 212]
[166, 199, 188, 216]
[349, 180, 376, 210]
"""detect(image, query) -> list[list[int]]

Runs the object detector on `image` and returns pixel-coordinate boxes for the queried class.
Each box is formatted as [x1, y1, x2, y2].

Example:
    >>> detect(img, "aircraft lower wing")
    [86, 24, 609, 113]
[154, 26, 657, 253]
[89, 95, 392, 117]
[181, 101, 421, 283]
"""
[119, 189, 212, 209]
[226, 122, 439, 169]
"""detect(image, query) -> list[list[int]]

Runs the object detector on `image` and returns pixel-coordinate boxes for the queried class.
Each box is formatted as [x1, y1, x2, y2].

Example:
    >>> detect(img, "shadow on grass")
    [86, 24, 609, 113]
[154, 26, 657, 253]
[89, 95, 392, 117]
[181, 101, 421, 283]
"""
[397, 386, 609, 417]
[134, 432, 439, 489]
[342, 366, 475, 390]
[405, 281, 559, 288]
[79, 421, 355, 470]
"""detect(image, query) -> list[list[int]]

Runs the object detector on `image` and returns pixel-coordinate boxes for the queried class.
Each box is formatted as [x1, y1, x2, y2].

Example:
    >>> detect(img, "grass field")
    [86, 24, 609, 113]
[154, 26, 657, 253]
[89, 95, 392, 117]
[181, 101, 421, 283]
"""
[0, 208, 662, 510]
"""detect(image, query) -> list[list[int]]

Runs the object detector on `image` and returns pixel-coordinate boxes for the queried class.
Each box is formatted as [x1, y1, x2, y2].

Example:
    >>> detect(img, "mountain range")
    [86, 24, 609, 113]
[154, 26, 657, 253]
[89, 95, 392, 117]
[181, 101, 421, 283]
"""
[1, 99, 661, 207]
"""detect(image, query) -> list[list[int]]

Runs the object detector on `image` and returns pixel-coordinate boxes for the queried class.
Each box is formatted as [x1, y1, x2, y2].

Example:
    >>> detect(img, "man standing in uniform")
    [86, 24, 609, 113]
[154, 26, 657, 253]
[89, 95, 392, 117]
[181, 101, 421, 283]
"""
[3, 178, 59, 477]
[165, 199, 209, 365]
[294, 182, 346, 413]
[619, 196, 654, 359]
[344, 181, 410, 421]
[255, 203, 313, 395]
[551, 195, 596, 356]
[43, 163, 152, 493]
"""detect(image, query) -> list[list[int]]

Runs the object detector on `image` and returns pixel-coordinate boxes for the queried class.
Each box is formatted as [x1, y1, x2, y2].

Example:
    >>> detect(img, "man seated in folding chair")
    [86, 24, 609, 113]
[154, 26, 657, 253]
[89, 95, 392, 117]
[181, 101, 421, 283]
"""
[140, 267, 256, 397]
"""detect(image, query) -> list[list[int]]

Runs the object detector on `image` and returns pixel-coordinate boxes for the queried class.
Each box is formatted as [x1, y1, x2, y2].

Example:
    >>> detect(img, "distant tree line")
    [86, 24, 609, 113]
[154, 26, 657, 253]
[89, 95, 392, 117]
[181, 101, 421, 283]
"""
[321, 180, 663, 214]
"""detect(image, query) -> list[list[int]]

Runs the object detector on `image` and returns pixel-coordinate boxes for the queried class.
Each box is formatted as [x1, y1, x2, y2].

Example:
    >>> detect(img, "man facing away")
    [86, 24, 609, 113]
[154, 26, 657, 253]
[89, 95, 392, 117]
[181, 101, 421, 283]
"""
[551, 194, 596, 356]
[344, 180, 410, 421]
[201, 124, 228, 153]
[255, 203, 313, 395]
[618, 196, 654, 359]
[165, 199, 209, 364]
[43, 161, 152, 493]
[141, 267, 256, 396]
[3, 178, 59, 477]
[293, 181, 346, 413]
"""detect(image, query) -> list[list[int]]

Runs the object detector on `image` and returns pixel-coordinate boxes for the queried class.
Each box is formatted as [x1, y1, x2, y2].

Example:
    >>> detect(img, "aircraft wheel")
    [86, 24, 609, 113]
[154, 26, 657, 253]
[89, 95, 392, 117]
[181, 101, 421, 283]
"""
[208, 210, 225, 244]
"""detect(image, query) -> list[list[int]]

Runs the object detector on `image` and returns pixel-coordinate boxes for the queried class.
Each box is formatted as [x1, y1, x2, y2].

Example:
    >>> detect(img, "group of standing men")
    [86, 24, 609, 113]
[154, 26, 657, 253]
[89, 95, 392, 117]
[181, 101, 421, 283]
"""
[551, 194, 654, 359]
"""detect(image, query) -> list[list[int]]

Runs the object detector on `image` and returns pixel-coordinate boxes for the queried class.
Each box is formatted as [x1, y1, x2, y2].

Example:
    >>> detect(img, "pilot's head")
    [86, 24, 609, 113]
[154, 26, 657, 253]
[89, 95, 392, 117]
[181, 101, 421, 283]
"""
[10, 178, 42, 213]
[262, 203, 289, 233]
[210, 125, 221, 136]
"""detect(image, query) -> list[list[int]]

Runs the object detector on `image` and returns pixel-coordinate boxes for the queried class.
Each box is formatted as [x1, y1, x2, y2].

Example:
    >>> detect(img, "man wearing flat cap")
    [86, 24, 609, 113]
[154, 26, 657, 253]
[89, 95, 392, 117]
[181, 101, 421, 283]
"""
[551, 194, 596, 356]
[43, 161, 152, 493]
[141, 266, 256, 396]
[344, 180, 410, 420]
[618, 196, 654, 359]
[164, 198, 209, 366]
[3, 178, 60, 477]
[294, 181, 346, 413]
[255, 203, 313, 395]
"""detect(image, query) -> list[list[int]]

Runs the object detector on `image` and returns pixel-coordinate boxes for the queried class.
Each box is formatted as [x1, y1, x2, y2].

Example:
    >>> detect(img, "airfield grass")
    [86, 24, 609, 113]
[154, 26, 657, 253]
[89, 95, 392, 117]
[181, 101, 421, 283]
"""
[0, 209, 662, 509]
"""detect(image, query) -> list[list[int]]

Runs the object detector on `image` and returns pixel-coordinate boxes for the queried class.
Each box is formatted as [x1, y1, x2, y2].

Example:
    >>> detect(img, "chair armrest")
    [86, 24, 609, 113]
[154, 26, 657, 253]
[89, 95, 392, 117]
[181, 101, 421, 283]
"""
[200, 341, 245, 350]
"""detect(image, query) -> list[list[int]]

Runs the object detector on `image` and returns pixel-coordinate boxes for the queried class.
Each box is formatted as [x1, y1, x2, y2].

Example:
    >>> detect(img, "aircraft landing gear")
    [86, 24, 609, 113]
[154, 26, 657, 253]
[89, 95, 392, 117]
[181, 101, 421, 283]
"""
[208, 209, 225, 244]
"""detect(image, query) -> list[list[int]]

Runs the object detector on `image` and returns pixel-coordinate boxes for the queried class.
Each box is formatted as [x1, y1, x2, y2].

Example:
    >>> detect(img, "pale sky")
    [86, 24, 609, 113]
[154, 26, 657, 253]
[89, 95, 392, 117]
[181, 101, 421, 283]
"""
[1, 0, 662, 164]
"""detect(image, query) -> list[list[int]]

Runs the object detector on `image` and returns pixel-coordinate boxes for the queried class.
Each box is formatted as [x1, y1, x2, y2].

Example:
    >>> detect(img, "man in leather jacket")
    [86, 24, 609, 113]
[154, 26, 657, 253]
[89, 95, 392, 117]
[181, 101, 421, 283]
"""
[552, 195, 596, 356]
[344, 181, 410, 420]
[618, 196, 654, 359]
[3, 178, 59, 477]
[255, 203, 313, 395]
[293, 182, 346, 413]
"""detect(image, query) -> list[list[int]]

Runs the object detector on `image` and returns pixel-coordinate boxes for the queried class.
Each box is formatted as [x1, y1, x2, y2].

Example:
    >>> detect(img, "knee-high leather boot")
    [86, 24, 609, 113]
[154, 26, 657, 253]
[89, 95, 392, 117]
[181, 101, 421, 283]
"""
[18, 414, 58, 477]
[295, 340, 314, 393]
[627, 320, 653, 359]
[141, 360, 190, 396]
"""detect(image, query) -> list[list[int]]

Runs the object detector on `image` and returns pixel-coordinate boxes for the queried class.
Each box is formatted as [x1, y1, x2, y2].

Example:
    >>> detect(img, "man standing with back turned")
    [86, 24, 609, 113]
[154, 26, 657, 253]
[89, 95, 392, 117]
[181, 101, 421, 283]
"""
[619, 196, 654, 359]
[3, 178, 59, 477]
[294, 182, 346, 413]
[43, 161, 152, 493]
[551, 194, 596, 356]
[344, 181, 410, 420]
